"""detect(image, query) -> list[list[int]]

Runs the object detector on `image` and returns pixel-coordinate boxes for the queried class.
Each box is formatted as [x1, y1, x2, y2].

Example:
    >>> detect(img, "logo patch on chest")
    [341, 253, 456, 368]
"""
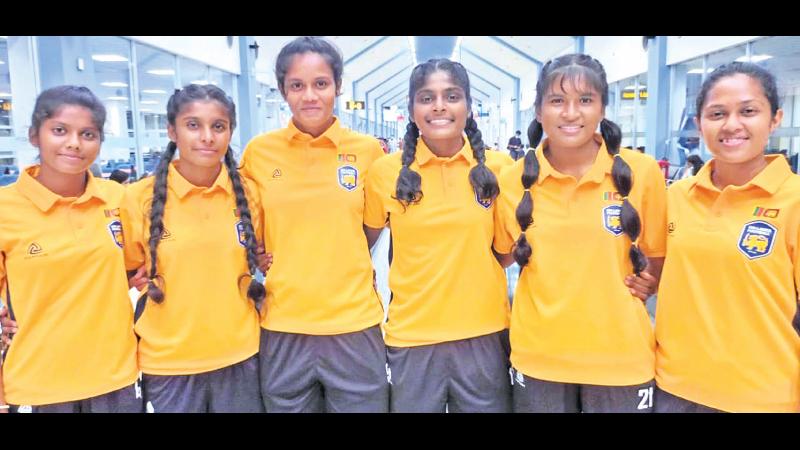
[738, 220, 777, 260]
[108, 220, 124, 248]
[337, 165, 358, 191]
[602, 205, 623, 236]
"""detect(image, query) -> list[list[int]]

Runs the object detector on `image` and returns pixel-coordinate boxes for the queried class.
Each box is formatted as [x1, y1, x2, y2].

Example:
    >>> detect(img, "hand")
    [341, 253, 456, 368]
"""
[624, 270, 658, 302]
[127, 266, 148, 291]
[256, 245, 273, 274]
[1, 307, 17, 348]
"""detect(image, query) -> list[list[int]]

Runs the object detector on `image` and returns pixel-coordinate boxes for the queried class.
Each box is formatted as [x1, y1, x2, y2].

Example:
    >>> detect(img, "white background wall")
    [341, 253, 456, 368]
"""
[127, 36, 241, 74]
[666, 36, 759, 65]
[584, 36, 648, 83]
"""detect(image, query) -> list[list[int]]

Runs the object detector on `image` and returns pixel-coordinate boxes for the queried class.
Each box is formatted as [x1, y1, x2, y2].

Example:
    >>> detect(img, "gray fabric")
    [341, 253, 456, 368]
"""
[259, 325, 389, 413]
[11, 380, 143, 413]
[388, 330, 511, 413]
[142, 354, 263, 413]
[511, 368, 655, 413]
[654, 385, 723, 413]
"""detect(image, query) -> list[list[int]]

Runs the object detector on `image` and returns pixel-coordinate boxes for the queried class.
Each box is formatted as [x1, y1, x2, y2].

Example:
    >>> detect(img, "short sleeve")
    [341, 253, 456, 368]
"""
[638, 158, 668, 257]
[493, 168, 522, 255]
[363, 160, 389, 229]
[119, 185, 147, 271]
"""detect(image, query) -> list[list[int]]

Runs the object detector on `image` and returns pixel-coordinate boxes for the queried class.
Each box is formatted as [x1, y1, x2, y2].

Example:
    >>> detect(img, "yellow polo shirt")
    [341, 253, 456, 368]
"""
[655, 155, 800, 412]
[0, 166, 138, 405]
[495, 137, 667, 386]
[364, 138, 513, 347]
[240, 117, 385, 335]
[120, 161, 262, 375]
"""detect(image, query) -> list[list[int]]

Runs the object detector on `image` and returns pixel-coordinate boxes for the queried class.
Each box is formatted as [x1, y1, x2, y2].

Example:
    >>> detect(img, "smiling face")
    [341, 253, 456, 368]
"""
[167, 100, 232, 172]
[697, 73, 782, 166]
[30, 105, 102, 176]
[411, 70, 469, 153]
[281, 52, 338, 137]
[536, 74, 604, 151]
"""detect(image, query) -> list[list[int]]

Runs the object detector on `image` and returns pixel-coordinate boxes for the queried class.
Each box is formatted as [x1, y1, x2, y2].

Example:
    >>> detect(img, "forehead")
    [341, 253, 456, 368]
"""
[546, 73, 599, 96]
[176, 100, 231, 120]
[47, 104, 98, 125]
[705, 73, 766, 101]
[418, 70, 462, 91]
[285, 52, 334, 78]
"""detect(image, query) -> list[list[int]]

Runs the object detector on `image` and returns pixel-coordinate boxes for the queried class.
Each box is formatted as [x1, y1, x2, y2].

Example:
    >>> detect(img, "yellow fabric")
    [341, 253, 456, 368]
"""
[0, 166, 138, 405]
[239, 117, 384, 334]
[495, 137, 667, 385]
[120, 161, 262, 375]
[655, 155, 800, 412]
[364, 138, 513, 347]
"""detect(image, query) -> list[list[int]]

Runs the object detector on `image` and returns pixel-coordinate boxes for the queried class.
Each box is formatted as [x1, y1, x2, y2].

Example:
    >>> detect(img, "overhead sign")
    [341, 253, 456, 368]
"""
[622, 89, 648, 100]
[346, 100, 365, 110]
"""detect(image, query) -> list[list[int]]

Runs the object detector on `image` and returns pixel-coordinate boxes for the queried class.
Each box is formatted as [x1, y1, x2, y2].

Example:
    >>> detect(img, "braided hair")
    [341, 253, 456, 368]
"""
[514, 54, 646, 275]
[146, 84, 266, 307]
[394, 58, 498, 210]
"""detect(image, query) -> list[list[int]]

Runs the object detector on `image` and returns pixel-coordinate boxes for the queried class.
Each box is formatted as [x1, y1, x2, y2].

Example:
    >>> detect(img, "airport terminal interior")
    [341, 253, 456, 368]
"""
[2, 35, 800, 310]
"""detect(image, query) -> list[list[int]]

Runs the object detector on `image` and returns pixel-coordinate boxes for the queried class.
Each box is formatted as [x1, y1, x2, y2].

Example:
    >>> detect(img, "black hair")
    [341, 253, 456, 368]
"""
[29, 85, 106, 141]
[109, 169, 129, 184]
[275, 36, 344, 97]
[696, 61, 780, 119]
[146, 84, 265, 308]
[687, 154, 704, 175]
[394, 58, 498, 210]
[515, 54, 646, 275]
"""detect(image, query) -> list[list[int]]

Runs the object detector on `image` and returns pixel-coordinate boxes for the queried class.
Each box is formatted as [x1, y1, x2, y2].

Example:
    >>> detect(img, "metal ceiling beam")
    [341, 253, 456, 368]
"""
[488, 36, 543, 66]
[343, 36, 391, 66]
[462, 46, 521, 132]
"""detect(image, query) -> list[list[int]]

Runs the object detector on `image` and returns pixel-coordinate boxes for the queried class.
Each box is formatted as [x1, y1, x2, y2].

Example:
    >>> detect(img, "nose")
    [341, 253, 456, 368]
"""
[200, 126, 214, 144]
[721, 112, 744, 133]
[433, 96, 446, 112]
[302, 85, 318, 102]
[65, 132, 80, 150]
[561, 100, 579, 120]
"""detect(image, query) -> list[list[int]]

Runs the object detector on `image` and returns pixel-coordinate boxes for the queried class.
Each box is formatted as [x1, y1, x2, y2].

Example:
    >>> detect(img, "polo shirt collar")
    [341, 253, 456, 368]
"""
[16, 164, 109, 212]
[690, 154, 791, 195]
[167, 160, 232, 200]
[536, 134, 612, 185]
[414, 135, 474, 167]
[286, 116, 343, 147]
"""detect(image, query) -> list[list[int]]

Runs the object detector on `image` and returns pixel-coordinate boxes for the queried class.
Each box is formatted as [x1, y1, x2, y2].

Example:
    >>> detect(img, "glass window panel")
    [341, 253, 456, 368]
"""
[136, 43, 176, 176]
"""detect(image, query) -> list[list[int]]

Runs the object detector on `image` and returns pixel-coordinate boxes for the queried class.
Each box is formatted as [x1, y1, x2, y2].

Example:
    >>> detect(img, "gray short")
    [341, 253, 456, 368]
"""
[142, 354, 263, 413]
[388, 330, 511, 413]
[511, 368, 655, 413]
[654, 386, 723, 413]
[259, 325, 389, 413]
[10, 379, 143, 413]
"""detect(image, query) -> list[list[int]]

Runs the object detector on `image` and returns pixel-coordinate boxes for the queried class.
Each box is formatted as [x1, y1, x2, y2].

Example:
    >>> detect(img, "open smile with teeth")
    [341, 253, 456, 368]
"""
[559, 125, 583, 132]
[428, 118, 454, 125]
[721, 137, 748, 146]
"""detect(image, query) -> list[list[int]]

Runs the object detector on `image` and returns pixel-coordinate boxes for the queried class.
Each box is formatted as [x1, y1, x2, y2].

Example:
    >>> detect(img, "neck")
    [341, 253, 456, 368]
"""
[422, 135, 464, 158]
[175, 161, 222, 187]
[35, 165, 88, 197]
[293, 117, 335, 138]
[544, 138, 601, 180]
[711, 155, 768, 190]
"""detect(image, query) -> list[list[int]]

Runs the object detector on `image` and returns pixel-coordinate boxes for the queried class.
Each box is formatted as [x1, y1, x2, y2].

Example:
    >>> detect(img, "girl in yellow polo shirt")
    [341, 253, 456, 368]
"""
[494, 54, 667, 412]
[239, 36, 388, 413]
[120, 84, 266, 413]
[363, 59, 513, 412]
[0, 86, 140, 413]
[655, 62, 800, 413]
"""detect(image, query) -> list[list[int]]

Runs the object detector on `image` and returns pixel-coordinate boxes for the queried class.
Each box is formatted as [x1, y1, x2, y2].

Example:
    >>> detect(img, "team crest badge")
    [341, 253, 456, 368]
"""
[475, 192, 493, 209]
[108, 220, 124, 248]
[235, 220, 247, 247]
[602, 205, 623, 236]
[337, 165, 358, 191]
[738, 220, 777, 260]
